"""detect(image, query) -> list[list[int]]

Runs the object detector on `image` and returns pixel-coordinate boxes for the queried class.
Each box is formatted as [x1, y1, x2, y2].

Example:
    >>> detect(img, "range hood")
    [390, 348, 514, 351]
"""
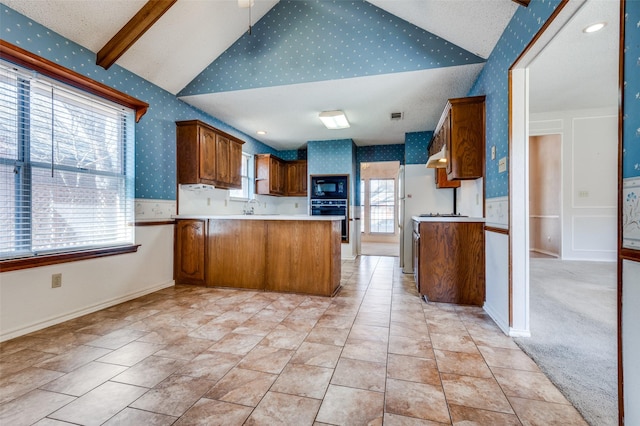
[426, 146, 447, 168]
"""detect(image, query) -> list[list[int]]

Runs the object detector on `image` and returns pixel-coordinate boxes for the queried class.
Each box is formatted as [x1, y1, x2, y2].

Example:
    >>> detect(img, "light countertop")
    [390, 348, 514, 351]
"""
[412, 215, 485, 223]
[173, 214, 344, 221]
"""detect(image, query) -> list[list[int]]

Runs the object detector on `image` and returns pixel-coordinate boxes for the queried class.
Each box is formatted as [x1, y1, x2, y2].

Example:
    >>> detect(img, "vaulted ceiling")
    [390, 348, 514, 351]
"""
[2, 0, 618, 151]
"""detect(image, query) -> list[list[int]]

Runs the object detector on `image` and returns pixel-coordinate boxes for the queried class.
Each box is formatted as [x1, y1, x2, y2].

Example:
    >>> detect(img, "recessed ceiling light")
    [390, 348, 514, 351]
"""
[583, 22, 606, 33]
[256, 130, 267, 135]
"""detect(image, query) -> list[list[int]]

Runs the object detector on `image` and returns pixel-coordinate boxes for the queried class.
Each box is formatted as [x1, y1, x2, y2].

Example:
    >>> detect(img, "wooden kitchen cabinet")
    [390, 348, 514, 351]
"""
[176, 120, 245, 189]
[413, 219, 485, 306]
[434, 168, 461, 189]
[255, 154, 307, 196]
[286, 160, 308, 196]
[206, 219, 267, 289]
[174, 219, 206, 285]
[255, 154, 285, 195]
[429, 96, 485, 181]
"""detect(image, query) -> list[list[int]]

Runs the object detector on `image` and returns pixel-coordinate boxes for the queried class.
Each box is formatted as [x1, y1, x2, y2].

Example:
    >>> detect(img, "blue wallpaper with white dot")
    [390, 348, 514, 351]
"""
[405, 131, 432, 165]
[357, 144, 404, 165]
[307, 139, 354, 176]
[278, 149, 308, 161]
[179, 0, 484, 96]
[1, 4, 277, 201]
[624, 0, 640, 178]
[468, 0, 561, 198]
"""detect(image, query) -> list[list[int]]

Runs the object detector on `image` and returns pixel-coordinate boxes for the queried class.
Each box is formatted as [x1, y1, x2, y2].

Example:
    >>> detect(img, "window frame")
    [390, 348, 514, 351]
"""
[368, 178, 396, 234]
[0, 41, 147, 272]
[229, 151, 254, 201]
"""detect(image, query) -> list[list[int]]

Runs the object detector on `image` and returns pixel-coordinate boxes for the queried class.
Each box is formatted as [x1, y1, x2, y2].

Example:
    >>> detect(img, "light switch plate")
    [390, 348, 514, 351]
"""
[498, 157, 507, 173]
[491, 146, 496, 160]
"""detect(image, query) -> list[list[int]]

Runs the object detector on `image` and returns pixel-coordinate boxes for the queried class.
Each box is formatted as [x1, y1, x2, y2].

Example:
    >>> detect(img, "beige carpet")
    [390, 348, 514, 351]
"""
[515, 258, 617, 426]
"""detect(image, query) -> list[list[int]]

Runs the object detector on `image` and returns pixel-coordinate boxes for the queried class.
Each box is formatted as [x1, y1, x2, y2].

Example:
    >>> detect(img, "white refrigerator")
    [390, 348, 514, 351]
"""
[400, 165, 455, 274]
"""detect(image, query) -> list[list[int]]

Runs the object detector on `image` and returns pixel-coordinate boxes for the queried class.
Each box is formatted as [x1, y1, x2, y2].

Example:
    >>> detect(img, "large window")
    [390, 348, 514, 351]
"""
[369, 178, 395, 233]
[229, 152, 253, 199]
[0, 61, 135, 261]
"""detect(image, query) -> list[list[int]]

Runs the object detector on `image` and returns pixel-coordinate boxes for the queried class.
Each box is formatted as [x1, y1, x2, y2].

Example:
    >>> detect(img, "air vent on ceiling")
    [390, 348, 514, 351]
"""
[390, 112, 403, 120]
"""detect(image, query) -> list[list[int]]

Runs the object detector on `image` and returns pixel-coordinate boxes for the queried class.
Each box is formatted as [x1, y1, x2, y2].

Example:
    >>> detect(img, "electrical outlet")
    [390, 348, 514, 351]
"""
[295, 202, 299, 208]
[51, 273, 62, 288]
[207, 197, 211, 206]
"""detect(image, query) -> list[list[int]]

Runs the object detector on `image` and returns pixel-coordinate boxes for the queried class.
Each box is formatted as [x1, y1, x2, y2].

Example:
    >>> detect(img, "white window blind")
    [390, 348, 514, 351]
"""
[0, 61, 135, 260]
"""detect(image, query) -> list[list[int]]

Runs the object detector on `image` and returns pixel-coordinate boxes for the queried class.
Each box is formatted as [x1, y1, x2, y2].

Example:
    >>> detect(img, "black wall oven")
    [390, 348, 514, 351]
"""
[310, 175, 349, 242]
[311, 199, 348, 241]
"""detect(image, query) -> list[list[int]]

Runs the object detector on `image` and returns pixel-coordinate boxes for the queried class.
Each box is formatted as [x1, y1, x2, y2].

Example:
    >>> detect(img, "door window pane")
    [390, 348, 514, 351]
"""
[369, 178, 395, 233]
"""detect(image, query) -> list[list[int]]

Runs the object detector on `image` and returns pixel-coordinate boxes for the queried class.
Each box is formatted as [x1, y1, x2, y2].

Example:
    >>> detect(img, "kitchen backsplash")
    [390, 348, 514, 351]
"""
[135, 199, 177, 222]
[177, 186, 308, 216]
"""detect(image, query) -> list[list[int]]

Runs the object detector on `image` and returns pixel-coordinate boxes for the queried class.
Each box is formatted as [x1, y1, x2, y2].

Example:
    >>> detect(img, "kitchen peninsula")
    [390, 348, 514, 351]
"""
[173, 215, 342, 296]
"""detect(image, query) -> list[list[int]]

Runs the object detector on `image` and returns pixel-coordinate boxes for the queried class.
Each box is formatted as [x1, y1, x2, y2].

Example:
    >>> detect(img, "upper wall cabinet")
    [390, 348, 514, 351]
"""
[255, 154, 308, 197]
[429, 96, 485, 180]
[176, 120, 245, 190]
[286, 160, 308, 196]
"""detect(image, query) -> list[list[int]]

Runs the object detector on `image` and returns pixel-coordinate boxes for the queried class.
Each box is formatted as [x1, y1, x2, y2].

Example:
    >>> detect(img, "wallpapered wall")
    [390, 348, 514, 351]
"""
[623, 0, 640, 249]
[468, 0, 562, 198]
[624, 1, 640, 179]
[179, 0, 484, 97]
[357, 144, 405, 165]
[307, 139, 354, 176]
[405, 131, 432, 165]
[1, 4, 277, 201]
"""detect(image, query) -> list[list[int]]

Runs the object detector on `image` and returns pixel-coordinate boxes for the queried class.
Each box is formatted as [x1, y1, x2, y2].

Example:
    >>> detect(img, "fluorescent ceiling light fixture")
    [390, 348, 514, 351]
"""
[256, 130, 267, 135]
[319, 110, 350, 129]
[237, 0, 254, 8]
[583, 22, 606, 33]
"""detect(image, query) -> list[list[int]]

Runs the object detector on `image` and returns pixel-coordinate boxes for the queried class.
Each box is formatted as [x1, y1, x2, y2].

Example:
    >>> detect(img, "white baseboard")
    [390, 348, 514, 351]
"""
[483, 303, 510, 335]
[509, 328, 532, 338]
[530, 248, 559, 258]
[0, 280, 175, 342]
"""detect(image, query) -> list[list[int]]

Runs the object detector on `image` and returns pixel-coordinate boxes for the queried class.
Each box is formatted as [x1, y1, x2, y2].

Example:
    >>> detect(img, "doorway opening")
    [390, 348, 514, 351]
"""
[529, 134, 562, 259]
[510, 0, 619, 424]
[360, 161, 400, 257]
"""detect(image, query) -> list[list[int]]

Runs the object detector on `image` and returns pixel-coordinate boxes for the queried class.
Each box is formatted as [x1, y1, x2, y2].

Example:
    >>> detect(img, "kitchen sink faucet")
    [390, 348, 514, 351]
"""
[243, 198, 259, 215]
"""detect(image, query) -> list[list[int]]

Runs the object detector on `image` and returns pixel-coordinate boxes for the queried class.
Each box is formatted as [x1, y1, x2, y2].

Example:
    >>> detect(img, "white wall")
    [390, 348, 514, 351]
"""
[530, 108, 617, 261]
[0, 224, 175, 341]
[623, 259, 640, 425]
[458, 178, 484, 218]
[484, 230, 510, 334]
[484, 196, 511, 334]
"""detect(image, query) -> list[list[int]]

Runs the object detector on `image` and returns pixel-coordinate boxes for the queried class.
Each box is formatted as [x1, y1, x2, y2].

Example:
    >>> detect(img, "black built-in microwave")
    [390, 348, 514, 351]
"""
[310, 175, 348, 199]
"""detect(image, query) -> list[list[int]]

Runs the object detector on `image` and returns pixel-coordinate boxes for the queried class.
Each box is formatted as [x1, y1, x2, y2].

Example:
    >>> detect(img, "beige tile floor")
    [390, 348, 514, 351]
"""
[0, 256, 587, 425]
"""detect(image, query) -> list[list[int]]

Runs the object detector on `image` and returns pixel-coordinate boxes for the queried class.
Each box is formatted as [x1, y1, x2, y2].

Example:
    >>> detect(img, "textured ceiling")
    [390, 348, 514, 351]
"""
[4, 1, 616, 151]
[528, 0, 619, 113]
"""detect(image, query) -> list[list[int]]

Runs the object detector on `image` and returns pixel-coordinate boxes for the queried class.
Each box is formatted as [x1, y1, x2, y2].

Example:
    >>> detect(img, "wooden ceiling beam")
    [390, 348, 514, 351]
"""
[511, 0, 530, 6]
[97, 0, 177, 70]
